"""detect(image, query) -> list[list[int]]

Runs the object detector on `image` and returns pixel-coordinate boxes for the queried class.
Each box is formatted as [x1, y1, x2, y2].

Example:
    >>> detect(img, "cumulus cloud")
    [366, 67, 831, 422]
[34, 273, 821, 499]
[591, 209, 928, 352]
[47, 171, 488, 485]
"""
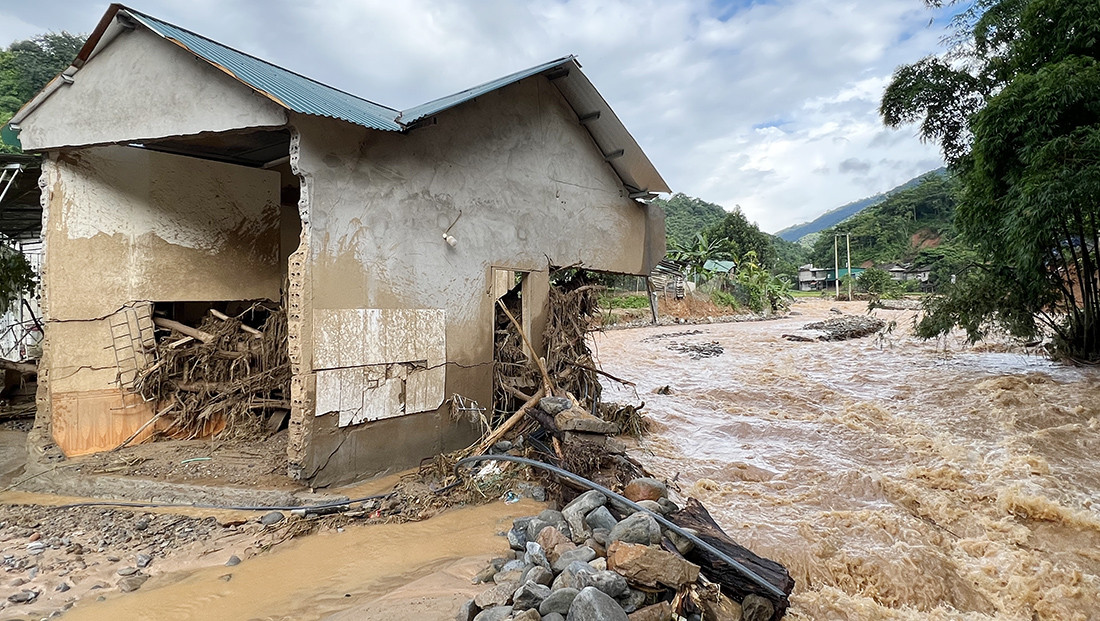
[2, 0, 953, 232]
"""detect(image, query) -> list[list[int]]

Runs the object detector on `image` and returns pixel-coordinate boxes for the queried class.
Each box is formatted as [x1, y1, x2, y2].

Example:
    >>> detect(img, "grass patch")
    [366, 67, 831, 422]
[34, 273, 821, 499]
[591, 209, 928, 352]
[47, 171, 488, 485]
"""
[600, 293, 650, 309]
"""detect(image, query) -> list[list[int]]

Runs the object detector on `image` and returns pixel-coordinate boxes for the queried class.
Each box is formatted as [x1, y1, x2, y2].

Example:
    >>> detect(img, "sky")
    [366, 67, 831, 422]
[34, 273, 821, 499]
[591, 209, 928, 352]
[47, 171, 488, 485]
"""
[0, 0, 955, 234]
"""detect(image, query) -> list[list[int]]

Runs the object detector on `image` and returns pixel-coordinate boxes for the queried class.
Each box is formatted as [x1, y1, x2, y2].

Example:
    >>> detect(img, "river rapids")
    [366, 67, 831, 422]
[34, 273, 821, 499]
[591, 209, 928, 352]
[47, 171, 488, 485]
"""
[595, 299, 1100, 620]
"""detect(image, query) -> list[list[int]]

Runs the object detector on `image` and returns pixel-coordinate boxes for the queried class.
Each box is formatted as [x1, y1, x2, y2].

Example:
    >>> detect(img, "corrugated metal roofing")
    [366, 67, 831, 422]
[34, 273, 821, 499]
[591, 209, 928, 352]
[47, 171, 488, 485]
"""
[14, 4, 669, 194]
[399, 56, 575, 124]
[123, 8, 403, 132]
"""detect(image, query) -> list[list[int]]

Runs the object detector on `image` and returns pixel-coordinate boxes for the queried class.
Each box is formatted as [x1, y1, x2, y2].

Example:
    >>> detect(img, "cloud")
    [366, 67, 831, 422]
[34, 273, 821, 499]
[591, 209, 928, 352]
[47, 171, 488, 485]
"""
[1, 0, 953, 232]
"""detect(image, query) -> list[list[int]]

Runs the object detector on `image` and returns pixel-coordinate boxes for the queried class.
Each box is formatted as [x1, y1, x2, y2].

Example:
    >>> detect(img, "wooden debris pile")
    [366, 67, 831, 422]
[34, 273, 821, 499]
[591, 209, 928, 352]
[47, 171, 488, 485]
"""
[132, 303, 290, 443]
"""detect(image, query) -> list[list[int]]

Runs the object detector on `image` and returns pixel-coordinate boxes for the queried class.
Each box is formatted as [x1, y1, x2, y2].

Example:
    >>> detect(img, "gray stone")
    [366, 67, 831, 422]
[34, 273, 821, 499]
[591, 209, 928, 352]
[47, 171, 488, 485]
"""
[551, 561, 595, 591]
[562, 490, 607, 543]
[55, 582, 70, 593]
[472, 605, 513, 621]
[502, 559, 526, 573]
[473, 564, 498, 584]
[588, 557, 607, 572]
[539, 396, 573, 415]
[741, 594, 775, 621]
[512, 609, 540, 621]
[635, 500, 663, 514]
[117, 566, 138, 576]
[608, 512, 662, 546]
[543, 614, 565, 621]
[665, 529, 694, 556]
[492, 568, 524, 584]
[512, 581, 551, 611]
[118, 574, 149, 592]
[565, 586, 628, 621]
[136, 553, 152, 568]
[551, 545, 597, 574]
[474, 580, 519, 608]
[225, 555, 241, 567]
[527, 510, 571, 542]
[491, 440, 512, 453]
[508, 523, 530, 551]
[260, 511, 285, 526]
[656, 498, 678, 514]
[574, 570, 628, 598]
[539, 587, 579, 615]
[527, 486, 547, 502]
[616, 588, 646, 613]
[591, 528, 610, 546]
[584, 506, 617, 533]
[523, 565, 554, 587]
[524, 541, 550, 570]
[455, 598, 478, 621]
[7, 590, 37, 604]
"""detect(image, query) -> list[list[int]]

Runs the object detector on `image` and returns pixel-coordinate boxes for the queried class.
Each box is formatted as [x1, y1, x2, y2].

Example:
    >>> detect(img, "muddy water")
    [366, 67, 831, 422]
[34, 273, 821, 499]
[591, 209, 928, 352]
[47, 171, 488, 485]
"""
[595, 299, 1100, 620]
[61, 499, 542, 621]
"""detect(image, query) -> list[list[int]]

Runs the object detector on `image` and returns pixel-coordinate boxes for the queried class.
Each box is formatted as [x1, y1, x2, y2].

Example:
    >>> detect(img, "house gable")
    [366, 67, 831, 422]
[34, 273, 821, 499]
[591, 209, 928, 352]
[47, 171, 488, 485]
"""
[18, 26, 287, 151]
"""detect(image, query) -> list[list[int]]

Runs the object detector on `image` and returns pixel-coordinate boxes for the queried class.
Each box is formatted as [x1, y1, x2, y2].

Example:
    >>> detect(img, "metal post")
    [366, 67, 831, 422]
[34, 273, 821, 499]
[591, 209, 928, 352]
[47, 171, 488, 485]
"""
[846, 233, 852, 301]
[833, 234, 840, 298]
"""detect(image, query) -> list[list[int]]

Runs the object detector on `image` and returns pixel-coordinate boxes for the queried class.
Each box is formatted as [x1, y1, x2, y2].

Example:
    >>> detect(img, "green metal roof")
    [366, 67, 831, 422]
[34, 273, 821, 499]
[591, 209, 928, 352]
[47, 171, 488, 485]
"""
[400, 56, 575, 125]
[124, 8, 404, 131]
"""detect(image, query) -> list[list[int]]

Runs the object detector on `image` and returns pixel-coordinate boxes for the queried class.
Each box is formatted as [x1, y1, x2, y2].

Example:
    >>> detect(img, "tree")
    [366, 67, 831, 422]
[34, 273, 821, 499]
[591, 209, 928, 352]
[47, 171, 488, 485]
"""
[667, 232, 730, 281]
[701, 208, 777, 270]
[0, 32, 85, 152]
[882, 0, 1100, 362]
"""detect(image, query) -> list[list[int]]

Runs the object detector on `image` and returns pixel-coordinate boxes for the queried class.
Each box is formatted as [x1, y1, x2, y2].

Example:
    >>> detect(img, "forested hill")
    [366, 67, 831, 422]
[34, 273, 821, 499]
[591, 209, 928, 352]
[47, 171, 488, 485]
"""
[775, 168, 946, 242]
[654, 193, 728, 249]
[808, 171, 959, 268]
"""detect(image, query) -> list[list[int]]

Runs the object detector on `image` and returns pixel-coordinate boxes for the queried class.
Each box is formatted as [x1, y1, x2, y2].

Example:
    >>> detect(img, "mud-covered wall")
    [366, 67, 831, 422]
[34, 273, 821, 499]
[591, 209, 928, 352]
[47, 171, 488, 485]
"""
[17, 26, 286, 151]
[40, 145, 280, 455]
[290, 75, 665, 485]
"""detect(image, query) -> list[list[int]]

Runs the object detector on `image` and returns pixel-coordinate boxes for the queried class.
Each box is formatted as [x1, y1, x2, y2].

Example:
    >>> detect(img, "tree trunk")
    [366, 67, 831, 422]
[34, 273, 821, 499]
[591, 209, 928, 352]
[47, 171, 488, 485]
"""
[671, 497, 794, 619]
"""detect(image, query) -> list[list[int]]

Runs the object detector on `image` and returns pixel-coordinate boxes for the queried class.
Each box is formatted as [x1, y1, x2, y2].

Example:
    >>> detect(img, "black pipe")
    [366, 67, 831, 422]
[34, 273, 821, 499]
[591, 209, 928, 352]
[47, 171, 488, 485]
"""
[454, 454, 787, 601]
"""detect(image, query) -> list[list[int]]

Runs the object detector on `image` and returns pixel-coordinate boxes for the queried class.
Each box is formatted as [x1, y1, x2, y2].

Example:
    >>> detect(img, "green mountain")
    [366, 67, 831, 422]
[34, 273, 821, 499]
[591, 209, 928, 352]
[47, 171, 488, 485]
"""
[775, 168, 946, 242]
[808, 171, 959, 269]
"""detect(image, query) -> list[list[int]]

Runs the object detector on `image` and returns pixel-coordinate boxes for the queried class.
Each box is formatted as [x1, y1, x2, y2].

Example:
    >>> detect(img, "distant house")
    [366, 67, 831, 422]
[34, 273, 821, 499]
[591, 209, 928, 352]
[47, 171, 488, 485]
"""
[797, 264, 829, 291]
[883, 263, 931, 284]
[8, 5, 668, 485]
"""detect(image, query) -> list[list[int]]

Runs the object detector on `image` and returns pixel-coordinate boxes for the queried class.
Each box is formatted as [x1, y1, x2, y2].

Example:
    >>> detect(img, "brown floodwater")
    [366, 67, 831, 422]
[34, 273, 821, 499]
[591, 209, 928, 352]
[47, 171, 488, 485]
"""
[46, 299, 1100, 620]
[594, 299, 1100, 620]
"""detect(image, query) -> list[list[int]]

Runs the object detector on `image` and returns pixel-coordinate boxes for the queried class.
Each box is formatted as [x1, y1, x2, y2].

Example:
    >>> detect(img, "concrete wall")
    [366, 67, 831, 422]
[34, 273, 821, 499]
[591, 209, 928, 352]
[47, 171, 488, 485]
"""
[289, 75, 664, 485]
[40, 145, 281, 455]
[18, 26, 286, 151]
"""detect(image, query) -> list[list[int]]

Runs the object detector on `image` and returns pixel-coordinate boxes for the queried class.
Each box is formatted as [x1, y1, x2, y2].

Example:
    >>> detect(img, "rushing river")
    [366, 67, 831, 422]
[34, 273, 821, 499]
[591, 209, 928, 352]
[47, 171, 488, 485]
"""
[594, 299, 1100, 620]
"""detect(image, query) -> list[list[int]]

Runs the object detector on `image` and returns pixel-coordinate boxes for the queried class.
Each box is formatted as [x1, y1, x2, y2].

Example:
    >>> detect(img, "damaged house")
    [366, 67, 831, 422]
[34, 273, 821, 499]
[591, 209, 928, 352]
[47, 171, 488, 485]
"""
[7, 5, 668, 485]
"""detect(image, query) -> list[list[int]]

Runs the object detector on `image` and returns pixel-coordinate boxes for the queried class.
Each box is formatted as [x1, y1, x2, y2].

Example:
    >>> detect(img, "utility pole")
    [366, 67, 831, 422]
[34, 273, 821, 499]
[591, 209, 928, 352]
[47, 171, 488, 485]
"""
[846, 233, 852, 301]
[833, 234, 840, 298]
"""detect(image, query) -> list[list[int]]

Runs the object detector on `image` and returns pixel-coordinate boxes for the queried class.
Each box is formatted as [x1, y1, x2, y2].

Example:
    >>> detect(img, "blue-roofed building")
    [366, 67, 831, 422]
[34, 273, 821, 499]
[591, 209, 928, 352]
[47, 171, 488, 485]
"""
[9, 4, 669, 485]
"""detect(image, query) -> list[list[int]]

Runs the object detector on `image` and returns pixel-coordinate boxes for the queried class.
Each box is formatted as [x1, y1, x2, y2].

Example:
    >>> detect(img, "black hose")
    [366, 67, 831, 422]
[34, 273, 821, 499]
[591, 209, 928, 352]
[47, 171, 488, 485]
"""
[455, 453, 787, 602]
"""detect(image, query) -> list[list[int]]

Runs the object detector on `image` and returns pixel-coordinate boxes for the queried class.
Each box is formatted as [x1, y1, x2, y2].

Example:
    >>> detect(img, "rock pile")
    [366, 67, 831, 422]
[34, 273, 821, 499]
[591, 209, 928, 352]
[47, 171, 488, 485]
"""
[783, 315, 886, 342]
[459, 478, 774, 621]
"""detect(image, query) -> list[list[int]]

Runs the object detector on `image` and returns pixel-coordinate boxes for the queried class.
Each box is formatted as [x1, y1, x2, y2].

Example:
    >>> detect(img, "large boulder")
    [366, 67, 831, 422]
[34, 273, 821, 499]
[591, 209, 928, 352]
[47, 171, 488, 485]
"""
[537, 526, 577, 564]
[552, 546, 597, 574]
[562, 490, 608, 543]
[584, 506, 618, 533]
[474, 580, 519, 609]
[606, 542, 699, 589]
[574, 569, 628, 598]
[539, 587, 579, 615]
[566, 586, 629, 621]
[512, 582, 552, 611]
[608, 513, 662, 546]
[622, 478, 667, 502]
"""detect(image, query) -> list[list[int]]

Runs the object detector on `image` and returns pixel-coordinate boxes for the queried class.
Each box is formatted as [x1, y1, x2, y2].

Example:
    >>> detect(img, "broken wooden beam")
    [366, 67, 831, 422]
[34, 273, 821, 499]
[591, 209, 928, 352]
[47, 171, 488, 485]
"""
[671, 498, 794, 619]
[209, 309, 262, 337]
[153, 317, 215, 343]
